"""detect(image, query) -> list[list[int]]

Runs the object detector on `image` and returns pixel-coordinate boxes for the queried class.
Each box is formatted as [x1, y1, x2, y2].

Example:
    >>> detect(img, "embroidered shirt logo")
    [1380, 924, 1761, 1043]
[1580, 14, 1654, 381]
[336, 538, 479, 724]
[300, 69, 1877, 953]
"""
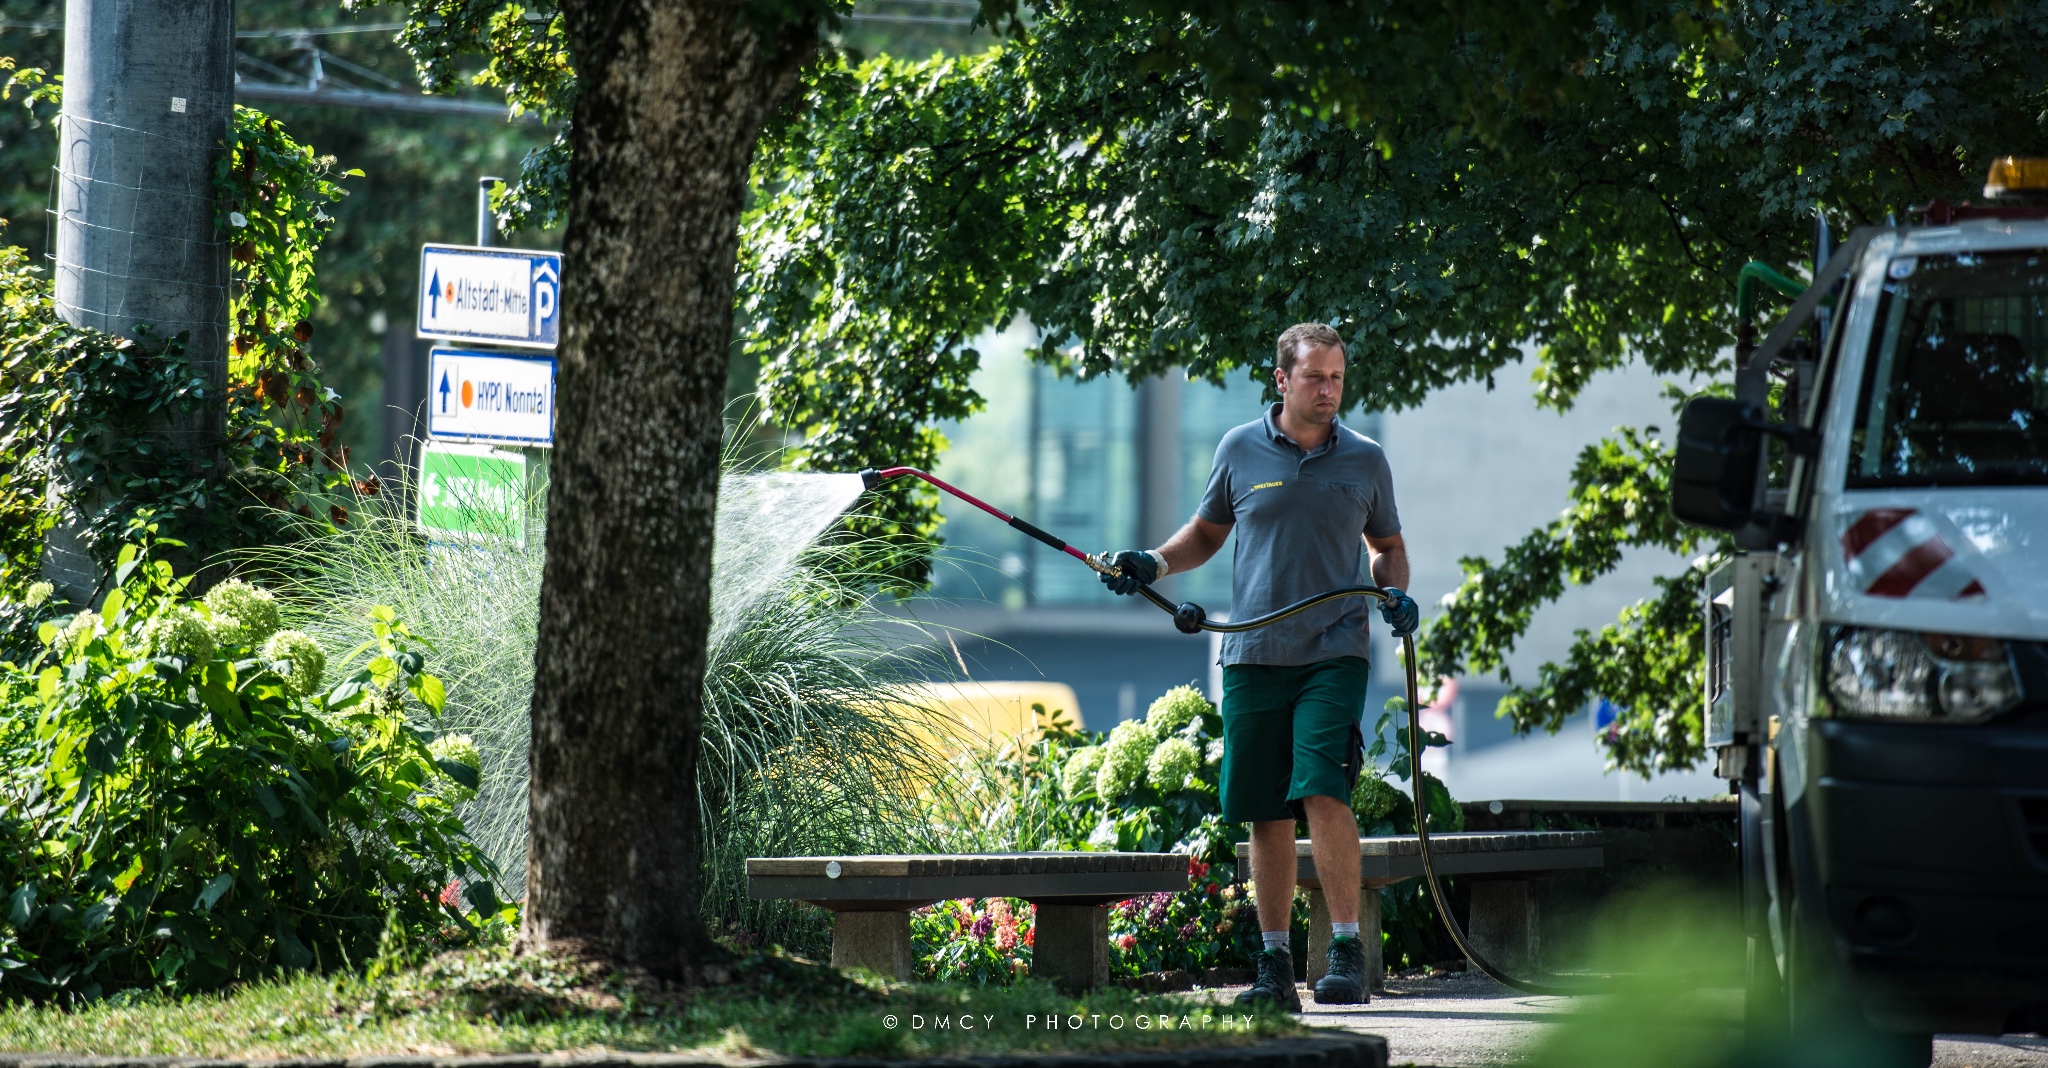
[1250, 480, 1283, 491]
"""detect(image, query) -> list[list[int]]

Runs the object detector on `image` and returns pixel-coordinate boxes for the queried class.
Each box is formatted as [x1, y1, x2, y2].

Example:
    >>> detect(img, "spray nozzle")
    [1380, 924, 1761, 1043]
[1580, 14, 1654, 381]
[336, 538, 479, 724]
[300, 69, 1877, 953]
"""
[858, 468, 883, 491]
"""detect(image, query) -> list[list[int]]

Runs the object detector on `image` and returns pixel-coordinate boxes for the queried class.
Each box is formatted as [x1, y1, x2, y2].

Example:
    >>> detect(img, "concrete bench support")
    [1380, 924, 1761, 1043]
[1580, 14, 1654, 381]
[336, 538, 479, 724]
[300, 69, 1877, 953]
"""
[1467, 879, 1538, 974]
[831, 909, 915, 979]
[1305, 886, 1385, 991]
[1032, 903, 1110, 994]
[747, 852, 1186, 992]
[1239, 831, 1602, 985]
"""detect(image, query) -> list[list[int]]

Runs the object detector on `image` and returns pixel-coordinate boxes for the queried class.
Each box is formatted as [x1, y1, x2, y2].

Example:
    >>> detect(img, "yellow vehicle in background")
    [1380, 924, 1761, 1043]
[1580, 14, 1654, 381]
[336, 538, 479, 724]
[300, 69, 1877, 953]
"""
[893, 680, 1084, 760]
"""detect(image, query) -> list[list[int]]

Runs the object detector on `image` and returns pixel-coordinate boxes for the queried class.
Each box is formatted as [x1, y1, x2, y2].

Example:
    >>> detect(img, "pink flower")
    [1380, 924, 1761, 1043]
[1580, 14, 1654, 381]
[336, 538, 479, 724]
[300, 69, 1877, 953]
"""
[1115, 933, 1138, 952]
[438, 879, 463, 908]
[996, 923, 1019, 950]
[988, 898, 1014, 924]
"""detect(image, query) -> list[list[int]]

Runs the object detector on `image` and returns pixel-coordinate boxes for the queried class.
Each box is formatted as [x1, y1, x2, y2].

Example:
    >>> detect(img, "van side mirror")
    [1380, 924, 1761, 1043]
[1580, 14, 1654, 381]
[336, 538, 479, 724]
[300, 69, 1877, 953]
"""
[1671, 398, 1766, 530]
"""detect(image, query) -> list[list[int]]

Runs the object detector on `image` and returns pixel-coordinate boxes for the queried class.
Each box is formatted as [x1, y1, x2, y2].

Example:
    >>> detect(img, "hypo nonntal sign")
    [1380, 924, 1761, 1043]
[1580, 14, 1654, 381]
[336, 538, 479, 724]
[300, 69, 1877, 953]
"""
[428, 347, 555, 446]
[417, 243, 561, 349]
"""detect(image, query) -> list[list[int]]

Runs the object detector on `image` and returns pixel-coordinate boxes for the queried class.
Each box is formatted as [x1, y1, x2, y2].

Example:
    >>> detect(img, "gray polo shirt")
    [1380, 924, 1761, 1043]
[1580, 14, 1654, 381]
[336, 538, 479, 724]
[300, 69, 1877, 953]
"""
[1196, 404, 1401, 667]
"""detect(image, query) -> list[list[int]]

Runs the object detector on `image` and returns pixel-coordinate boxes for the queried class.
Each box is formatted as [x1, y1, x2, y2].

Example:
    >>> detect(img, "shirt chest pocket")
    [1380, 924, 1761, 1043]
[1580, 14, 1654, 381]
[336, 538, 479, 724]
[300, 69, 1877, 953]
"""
[1317, 480, 1374, 525]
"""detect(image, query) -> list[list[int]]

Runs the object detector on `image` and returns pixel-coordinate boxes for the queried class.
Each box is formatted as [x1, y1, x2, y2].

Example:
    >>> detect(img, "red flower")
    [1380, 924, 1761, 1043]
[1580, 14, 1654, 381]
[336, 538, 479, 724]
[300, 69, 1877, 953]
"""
[438, 879, 463, 908]
[1188, 857, 1210, 879]
[1115, 933, 1138, 952]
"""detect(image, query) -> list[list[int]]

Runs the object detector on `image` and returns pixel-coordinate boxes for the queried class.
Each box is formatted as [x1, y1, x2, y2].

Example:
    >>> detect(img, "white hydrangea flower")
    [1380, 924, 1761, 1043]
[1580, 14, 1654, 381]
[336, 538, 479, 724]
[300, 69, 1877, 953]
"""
[1146, 736, 1202, 792]
[1144, 684, 1213, 736]
[140, 605, 216, 663]
[261, 629, 326, 697]
[203, 579, 283, 648]
[53, 609, 101, 659]
[1095, 718, 1156, 799]
[24, 582, 53, 608]
[1060, 746, 1106, 796]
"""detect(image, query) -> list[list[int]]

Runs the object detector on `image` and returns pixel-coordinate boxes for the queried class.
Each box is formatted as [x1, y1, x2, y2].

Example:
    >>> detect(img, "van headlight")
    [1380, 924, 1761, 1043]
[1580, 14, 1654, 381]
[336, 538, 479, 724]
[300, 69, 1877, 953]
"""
[1824, 626, 2022, 722]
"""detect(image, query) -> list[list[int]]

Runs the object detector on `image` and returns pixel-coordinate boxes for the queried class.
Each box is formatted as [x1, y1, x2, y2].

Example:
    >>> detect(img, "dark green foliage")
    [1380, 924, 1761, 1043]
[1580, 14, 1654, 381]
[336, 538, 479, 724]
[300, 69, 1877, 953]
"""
[0, 540, 501, 1001]
[385, 0, 2048, 768]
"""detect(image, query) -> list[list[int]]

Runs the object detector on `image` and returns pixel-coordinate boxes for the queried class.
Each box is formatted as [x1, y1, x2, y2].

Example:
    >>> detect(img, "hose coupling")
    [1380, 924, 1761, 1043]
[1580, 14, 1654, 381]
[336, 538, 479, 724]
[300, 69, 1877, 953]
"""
[858, 468, 883, 491]
[1085, 551, 1120, 576]
[1172, 601, 1206, 634]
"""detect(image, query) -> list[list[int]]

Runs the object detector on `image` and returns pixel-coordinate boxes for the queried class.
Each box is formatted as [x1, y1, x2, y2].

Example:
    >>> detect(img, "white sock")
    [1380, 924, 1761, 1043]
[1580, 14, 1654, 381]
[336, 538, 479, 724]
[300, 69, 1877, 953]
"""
[1331, 922, 1360, 939]
[1262, 930, 1290, 953]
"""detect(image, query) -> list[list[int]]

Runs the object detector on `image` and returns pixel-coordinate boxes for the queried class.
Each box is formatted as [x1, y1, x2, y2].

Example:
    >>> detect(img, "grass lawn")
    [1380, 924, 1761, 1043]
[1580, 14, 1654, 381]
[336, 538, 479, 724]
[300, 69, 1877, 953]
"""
[0, 949, 1300, 1059]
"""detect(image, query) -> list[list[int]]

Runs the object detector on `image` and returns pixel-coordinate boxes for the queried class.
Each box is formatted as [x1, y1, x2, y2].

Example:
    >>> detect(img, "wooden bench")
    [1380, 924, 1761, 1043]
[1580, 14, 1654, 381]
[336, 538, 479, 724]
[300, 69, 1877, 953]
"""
[1234, 830, 1603, 989]
[746, 852, 1187, 993]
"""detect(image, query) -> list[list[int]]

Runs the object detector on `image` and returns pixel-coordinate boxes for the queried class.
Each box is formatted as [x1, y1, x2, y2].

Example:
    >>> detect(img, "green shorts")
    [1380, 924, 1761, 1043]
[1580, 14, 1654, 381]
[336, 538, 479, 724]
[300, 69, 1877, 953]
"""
[1219, 656, 1370, 823]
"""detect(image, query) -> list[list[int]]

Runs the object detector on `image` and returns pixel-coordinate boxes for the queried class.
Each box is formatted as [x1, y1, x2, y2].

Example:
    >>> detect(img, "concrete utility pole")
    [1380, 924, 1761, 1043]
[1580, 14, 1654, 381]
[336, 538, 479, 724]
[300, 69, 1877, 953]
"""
[48, 0, 235, 600]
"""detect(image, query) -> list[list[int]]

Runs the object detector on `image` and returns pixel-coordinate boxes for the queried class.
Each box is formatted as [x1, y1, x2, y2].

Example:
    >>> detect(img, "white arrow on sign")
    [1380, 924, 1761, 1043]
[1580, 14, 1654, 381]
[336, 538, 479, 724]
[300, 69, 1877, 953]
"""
[418, 243, 563, 349]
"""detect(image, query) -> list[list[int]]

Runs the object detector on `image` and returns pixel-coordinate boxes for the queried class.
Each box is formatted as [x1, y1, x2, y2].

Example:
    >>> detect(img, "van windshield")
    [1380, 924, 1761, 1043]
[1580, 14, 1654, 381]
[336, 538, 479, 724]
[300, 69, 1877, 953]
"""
[1849, 249, 2048, 487]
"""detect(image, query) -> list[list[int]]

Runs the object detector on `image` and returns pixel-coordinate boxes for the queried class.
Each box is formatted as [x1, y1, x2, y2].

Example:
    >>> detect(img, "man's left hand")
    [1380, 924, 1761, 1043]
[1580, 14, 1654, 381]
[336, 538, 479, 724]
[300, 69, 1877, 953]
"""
[1378, 587, 1419, 638]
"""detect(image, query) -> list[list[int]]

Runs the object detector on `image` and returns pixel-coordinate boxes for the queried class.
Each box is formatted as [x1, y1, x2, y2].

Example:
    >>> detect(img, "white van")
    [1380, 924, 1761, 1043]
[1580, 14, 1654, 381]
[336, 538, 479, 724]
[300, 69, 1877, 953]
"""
[1676, 159, 2048, 1065]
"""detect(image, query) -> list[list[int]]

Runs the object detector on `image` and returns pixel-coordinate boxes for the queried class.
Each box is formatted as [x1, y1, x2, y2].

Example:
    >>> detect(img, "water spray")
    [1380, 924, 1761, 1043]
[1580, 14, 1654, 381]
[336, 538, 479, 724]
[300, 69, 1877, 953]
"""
[858, 467, 1600, 995]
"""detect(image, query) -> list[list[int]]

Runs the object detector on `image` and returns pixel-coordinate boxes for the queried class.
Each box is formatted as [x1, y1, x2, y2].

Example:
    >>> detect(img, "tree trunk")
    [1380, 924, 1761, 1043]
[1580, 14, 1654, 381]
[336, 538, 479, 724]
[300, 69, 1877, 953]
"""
[522, 1, 814, 978]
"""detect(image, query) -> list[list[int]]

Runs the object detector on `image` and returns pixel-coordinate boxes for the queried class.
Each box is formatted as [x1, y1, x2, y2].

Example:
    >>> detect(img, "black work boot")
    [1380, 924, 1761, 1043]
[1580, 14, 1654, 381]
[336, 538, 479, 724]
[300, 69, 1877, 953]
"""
[1313, 935, 1371, 1004]
[1234, 948, 1302, 1013]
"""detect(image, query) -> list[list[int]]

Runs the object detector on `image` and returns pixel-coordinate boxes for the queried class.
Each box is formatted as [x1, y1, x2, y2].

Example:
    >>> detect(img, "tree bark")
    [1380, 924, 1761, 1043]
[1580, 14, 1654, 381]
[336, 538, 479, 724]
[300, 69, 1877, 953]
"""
[522, 0, 814, 977]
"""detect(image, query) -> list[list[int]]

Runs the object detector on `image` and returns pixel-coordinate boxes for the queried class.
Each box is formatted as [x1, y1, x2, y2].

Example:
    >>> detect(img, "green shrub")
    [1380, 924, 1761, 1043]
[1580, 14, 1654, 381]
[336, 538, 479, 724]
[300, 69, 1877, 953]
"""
[0, 542, 501, 1002]
[249, 481, 948, 959]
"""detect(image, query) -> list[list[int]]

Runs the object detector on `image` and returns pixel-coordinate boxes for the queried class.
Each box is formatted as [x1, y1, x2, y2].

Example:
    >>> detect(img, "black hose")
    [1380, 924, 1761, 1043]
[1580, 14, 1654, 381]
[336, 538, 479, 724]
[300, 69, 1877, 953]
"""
[1127, 579, 1601, 996]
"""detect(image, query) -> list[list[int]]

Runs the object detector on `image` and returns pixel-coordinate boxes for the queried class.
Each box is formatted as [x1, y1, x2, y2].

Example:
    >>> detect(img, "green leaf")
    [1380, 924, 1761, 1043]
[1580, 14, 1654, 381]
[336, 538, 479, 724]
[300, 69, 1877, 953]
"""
[324, 679, 366, 709]
[194, 872, 232, 912]
[407, 672, 446, 715]
[251, 783, 285, 819]
[433, 758, 479, 791]
[367, 655, 399, 688]
[6, 883, 37, 928]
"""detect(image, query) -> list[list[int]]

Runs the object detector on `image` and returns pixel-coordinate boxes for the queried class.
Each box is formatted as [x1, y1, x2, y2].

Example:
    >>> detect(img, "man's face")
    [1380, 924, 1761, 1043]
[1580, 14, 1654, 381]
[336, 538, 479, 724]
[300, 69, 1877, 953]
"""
[1275, 343, 1345, 425]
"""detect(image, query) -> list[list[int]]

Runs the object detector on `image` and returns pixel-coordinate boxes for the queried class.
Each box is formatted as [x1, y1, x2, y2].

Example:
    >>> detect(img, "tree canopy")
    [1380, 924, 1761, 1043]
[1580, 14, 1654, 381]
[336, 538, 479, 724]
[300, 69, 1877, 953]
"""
[737, 0, 2048, 770]
[400, 0, 2048, 774]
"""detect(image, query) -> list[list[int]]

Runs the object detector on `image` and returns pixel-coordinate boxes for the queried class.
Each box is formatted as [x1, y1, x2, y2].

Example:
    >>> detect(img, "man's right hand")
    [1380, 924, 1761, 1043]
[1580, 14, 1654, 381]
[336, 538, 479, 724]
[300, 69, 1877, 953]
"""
[1099, 549, 1159, 595]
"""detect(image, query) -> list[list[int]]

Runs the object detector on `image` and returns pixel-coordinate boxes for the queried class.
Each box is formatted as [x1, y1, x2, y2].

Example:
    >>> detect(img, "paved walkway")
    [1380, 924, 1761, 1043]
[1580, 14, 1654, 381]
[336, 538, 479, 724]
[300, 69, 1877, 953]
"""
[1196, 974, 2048, 1067]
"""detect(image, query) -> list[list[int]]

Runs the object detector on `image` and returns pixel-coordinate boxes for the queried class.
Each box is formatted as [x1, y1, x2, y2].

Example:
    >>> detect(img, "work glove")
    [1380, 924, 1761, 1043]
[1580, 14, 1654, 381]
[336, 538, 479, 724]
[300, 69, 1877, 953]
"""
[1378, 587, 1420, 638]
[1098, 549, 1160, 595]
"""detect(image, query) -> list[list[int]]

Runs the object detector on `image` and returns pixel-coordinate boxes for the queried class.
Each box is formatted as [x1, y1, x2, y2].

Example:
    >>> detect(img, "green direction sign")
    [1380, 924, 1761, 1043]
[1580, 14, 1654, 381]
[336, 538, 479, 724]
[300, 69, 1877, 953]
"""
[417, 441, 527, 543]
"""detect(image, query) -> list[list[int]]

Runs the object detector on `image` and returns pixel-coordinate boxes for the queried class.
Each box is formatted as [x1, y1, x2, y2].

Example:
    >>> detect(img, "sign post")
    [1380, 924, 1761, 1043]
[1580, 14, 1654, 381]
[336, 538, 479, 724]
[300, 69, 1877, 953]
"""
[415, 235, 560, 542]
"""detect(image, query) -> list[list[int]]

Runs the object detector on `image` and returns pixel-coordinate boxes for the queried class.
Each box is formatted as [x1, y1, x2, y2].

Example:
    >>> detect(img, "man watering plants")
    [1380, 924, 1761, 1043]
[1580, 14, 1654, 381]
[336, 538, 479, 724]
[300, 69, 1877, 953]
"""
[1099, 322, 1417, 1011]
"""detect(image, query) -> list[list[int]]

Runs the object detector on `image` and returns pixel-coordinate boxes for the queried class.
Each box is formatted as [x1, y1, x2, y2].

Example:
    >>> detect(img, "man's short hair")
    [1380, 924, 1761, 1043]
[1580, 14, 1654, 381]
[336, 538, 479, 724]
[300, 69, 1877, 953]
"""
[1275, 322, 1345, 374]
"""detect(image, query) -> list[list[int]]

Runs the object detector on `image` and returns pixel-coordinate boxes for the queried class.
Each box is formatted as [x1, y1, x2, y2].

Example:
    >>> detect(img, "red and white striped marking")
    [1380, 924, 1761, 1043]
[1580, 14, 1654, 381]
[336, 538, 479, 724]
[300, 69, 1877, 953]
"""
[1840, 509, 1986, 600]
